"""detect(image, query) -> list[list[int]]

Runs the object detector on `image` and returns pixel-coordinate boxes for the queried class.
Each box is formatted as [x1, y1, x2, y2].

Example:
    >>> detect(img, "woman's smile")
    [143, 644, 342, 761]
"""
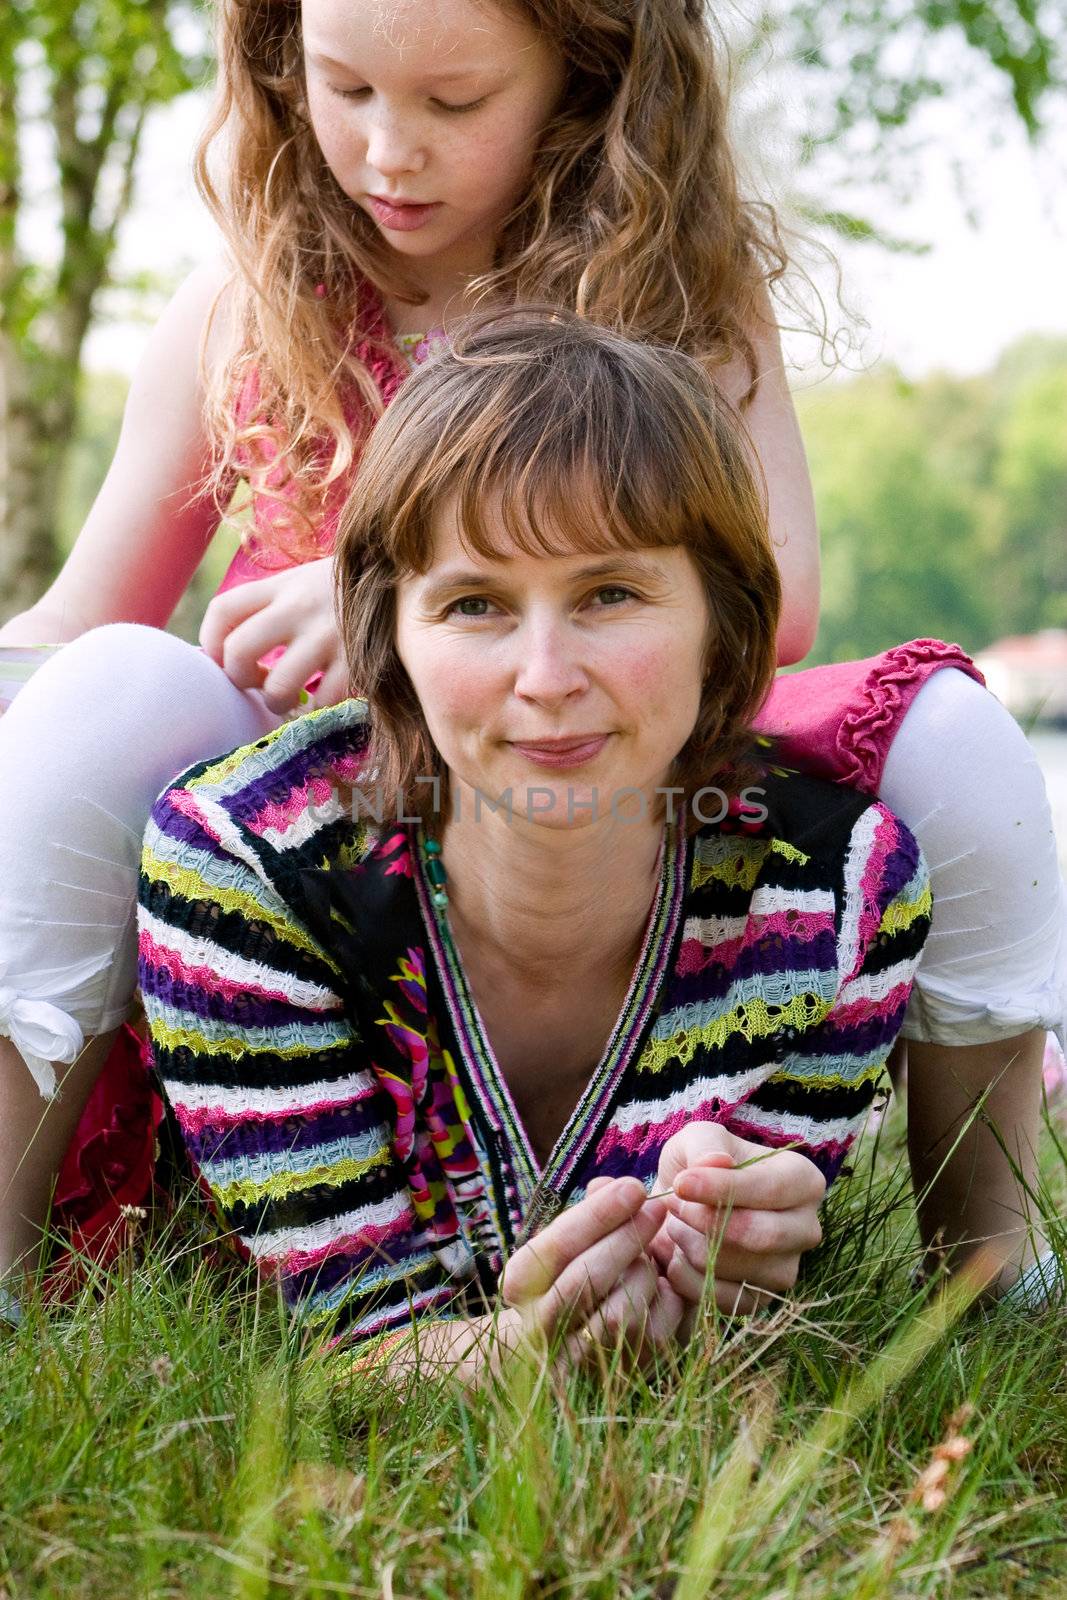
[508, 734, 612, 769]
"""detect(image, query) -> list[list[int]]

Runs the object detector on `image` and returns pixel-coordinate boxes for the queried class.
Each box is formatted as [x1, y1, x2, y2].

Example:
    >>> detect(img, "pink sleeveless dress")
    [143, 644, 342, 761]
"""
[46, 282, 982, 1285]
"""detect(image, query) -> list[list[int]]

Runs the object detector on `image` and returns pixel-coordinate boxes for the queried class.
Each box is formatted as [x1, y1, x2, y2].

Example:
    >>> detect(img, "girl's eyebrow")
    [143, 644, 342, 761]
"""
[304, 50, 498, 83]
[419, 555, 670, 604]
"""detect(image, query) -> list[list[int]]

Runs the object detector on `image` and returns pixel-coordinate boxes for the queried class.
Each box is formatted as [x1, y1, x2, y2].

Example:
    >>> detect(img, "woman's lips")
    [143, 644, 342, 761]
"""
[366, 196, 442, 232]
[509, 736, 610, 769]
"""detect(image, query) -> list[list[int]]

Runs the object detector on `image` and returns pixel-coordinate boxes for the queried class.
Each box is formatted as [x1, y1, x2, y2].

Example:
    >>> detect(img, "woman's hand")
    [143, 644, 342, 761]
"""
[500, 1176, 687, 1369]
[649, 1124, 826, 1318]
[198, 558, 351, 713]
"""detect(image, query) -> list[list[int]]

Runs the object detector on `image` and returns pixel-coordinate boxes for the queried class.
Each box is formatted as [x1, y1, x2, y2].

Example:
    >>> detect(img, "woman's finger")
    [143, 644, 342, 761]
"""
[644, 1275, 688, 1353]
[665, 1213, 710, 1272]
[666, 1243, 707, 1305]
[673, 1150, 826, 1213]
[647, 1222, 676, 1276]
[667, 1202, 822, 1259]
[665, 1218, 803, 1299]
[566, 1256, 660, 1363]
[545, 1197, 666, 1333]
[500, 1177, 651, 1309]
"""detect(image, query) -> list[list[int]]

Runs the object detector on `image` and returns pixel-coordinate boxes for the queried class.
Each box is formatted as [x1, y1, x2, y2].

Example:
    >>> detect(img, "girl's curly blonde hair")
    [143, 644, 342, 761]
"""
[196, 0, 790, 561]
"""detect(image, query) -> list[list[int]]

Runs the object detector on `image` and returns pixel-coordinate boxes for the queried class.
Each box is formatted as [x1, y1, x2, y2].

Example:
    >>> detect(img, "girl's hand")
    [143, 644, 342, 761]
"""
[198, 558, 351, 713]
[649, 1123, 826, 1317]
[500, 1177, 686, 1368]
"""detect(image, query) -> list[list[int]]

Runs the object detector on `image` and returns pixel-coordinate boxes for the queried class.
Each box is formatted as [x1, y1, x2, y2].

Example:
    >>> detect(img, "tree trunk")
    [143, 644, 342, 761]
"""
[0, 342, 80, 620]
[0, 46, 144, 624]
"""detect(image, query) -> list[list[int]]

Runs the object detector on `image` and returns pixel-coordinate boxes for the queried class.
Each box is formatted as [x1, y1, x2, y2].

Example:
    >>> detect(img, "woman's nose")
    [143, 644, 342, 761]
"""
[512, 623, 590, 703]
[364, 109, 426, 178]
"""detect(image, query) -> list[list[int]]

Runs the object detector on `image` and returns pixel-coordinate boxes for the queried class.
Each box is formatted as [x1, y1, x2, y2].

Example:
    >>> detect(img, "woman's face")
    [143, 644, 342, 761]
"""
[301, 0, 566, 276]
[395, 500, 711, 831]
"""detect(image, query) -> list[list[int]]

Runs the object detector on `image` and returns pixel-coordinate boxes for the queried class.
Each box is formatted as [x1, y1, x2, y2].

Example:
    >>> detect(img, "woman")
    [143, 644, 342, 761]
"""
[134, 312, 1037, 1381]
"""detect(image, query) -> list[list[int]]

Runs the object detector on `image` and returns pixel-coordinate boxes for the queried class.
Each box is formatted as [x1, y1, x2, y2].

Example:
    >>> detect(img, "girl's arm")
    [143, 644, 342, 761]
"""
[716, 287, 821, 668]
[0, 256, 236, 646]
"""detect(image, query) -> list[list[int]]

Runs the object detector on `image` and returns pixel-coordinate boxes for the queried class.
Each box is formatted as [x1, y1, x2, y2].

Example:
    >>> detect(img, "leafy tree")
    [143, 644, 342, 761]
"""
[983, 363, 1067, 633]
[0, 0, 207, 618]
[797, 338, 1067, 664]
[740, 0, 1066, 248]
[798, 370, 996, 662]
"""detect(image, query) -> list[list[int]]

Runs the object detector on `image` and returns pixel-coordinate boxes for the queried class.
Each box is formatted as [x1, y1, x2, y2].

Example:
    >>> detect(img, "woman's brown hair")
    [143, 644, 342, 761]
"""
[336, 309, 781, 836]
[195, 0, 790, 560]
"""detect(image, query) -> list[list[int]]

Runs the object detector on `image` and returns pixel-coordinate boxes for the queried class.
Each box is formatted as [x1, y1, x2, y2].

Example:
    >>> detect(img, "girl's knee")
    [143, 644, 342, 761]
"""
[11, 623, 277, 774]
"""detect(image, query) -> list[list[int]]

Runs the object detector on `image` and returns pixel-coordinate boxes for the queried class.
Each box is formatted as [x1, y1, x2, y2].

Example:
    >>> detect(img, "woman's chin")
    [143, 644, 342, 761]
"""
[456, 775, 649, 832]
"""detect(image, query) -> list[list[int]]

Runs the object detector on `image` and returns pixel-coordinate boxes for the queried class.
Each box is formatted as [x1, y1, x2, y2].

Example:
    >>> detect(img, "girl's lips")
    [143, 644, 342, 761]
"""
[509, 736, 610, 769]
[366, 196, 442, 232]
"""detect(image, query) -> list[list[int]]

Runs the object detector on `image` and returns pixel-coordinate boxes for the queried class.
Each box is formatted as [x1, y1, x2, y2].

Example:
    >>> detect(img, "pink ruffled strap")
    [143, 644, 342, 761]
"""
[753, 638, 987, 795]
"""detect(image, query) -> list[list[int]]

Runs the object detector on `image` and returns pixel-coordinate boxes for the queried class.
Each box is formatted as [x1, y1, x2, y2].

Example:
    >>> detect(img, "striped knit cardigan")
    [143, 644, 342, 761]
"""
[137, 699, 931, 1347]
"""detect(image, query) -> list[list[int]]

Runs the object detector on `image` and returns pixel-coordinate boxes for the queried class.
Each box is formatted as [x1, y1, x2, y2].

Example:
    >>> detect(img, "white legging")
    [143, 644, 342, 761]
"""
[1, 624, 1065, 1097]
[0, 626, 281, 1094]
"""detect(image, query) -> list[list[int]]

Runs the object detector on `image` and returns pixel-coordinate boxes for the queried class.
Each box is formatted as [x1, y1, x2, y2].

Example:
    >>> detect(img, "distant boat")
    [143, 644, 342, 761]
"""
[975, 629, 1067, 727]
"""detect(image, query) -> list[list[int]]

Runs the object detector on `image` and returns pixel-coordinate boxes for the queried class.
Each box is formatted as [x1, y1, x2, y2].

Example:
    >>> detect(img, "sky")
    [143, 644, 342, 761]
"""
[73, 70, 1067, 385]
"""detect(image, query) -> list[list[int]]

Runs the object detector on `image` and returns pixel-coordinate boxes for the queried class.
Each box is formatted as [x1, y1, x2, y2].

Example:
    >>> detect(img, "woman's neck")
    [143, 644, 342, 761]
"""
[439, 803, 667, 985]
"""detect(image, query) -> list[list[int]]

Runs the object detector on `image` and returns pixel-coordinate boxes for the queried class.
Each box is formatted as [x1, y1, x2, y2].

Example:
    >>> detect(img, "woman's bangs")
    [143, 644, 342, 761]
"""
[450, 441, 691, 565]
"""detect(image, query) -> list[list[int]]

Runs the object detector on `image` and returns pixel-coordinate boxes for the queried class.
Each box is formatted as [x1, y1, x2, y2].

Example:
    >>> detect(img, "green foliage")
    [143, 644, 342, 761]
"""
[1, 0, 208, 352]
[766, 0, 1064, 150]
[798, 336, 1067, 664]
[742, 0, 1066, 255]
[1, 1110, 1065, 1597]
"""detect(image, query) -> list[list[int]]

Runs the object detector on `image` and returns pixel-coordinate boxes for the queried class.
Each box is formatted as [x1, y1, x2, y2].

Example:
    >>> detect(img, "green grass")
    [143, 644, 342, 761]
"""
[3, 1099, 1066, 1600]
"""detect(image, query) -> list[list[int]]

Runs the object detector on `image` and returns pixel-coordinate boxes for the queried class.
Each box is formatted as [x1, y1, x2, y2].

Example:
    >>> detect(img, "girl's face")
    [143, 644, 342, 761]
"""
[302, 0, 566, 278]
[395, 500, 711, 832]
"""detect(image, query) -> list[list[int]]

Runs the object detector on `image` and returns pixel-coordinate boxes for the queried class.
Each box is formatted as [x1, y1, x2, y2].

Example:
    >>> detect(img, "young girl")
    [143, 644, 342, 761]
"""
[0, 0, 1061, 1317]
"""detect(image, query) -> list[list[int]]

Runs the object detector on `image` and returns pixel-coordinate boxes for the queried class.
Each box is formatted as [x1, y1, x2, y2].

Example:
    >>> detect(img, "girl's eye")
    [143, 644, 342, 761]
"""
[326, 86, 487, 114]
[432, 96, 489, 114]
[592, 586, 637, 606]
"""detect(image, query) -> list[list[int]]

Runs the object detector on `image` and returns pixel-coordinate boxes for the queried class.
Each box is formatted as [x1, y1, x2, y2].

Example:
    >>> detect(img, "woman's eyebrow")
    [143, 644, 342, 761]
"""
[420, 556, 670, 603]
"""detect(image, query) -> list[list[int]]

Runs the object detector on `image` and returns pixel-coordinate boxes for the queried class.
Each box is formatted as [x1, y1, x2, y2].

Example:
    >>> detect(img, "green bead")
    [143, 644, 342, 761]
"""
[432, 889, 449, 909]
[424, 838, 442, 855]
[427, 858, 447, 887]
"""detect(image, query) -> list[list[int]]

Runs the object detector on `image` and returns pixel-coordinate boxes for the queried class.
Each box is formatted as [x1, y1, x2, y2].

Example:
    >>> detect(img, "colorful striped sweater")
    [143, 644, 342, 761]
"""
[137, 699, 931, 1346]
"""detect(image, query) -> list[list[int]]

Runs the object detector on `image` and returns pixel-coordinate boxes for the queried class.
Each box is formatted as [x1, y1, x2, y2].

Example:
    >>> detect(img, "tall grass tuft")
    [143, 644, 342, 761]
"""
[1, 1095, 1065, 1599]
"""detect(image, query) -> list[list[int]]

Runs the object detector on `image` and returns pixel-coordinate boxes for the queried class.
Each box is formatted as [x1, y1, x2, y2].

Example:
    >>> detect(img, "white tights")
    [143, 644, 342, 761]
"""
[0, 629, 1065, 1097]
[0, 626, 280, 1094]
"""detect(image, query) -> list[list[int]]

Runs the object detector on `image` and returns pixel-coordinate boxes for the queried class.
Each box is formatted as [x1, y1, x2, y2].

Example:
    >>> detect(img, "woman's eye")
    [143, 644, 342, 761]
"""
[447, 596, 494, 617]
[330, 85, 372, 101]
[592, 586, 637, 607]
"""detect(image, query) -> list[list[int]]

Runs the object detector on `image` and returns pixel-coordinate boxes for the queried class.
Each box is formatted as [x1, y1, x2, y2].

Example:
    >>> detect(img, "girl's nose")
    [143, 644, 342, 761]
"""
[512, 622, 590, 704]
[364, 109, 426, 178]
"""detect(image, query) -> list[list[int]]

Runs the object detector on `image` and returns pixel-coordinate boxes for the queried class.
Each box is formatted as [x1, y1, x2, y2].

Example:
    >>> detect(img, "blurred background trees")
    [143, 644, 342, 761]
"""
[0, 0, 1064, 655]
[0, 0, 205, 615]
